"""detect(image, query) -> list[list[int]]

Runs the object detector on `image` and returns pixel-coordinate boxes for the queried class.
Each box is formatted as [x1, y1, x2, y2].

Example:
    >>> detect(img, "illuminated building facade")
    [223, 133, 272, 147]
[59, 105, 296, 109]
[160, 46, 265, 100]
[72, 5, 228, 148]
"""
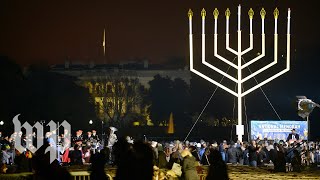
[51, 60, 191, 125]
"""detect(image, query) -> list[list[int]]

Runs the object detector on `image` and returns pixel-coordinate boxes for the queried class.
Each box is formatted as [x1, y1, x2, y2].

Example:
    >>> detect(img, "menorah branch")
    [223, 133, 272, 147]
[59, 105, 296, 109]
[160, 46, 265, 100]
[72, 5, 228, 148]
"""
[241, 34, 278, 83]
[242, 48, 290, 97]
[240, 34, 253, 55]
[201, 12, 238, 83]
[188, 14, 238, 97]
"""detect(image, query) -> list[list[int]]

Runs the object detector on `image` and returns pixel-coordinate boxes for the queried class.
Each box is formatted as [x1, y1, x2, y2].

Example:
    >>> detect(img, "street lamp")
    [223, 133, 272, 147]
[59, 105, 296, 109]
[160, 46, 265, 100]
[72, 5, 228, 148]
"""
[89, 120, 93, 125]
[0, 121, 4, 126]
[296, 96, 320, 140]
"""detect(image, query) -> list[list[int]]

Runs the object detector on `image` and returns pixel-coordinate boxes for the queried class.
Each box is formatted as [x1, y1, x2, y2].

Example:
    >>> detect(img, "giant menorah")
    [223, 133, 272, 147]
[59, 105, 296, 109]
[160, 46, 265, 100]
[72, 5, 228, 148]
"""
[188, 5, 291, 142]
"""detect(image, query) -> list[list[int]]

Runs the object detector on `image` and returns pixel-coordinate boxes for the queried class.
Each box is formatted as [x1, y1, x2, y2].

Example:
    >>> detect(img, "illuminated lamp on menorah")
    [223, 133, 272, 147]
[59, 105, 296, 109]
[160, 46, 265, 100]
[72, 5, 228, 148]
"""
[188, 5, 291, 142]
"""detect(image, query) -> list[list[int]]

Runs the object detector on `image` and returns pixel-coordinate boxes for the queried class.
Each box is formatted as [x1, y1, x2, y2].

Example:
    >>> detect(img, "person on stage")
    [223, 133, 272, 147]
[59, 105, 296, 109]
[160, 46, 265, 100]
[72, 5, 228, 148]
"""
[286, 128, 300, 143]
[91, 130, 100, 142]
[72, 130, 84, 147]
[107, 127, 118, 164]
[61, 129, 71, 164]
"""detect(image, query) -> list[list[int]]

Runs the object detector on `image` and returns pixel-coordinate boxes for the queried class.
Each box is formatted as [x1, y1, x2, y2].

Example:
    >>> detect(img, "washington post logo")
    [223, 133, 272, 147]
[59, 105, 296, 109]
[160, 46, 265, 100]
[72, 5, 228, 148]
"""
[12, 114, 71, 164]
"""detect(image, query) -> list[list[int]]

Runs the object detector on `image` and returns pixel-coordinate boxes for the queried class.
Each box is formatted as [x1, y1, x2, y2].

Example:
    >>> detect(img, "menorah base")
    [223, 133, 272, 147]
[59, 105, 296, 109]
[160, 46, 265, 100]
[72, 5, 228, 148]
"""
[236, 125, 244, 142]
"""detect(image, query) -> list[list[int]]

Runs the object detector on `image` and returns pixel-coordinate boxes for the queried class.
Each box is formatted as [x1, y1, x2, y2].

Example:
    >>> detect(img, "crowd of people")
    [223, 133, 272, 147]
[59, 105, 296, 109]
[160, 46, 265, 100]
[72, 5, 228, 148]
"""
[0, 127, 319, 179]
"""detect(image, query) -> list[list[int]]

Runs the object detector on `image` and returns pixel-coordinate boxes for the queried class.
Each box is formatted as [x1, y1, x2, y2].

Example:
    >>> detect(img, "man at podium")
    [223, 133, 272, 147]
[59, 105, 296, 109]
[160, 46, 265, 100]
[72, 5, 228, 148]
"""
[286, 128, 300, 143]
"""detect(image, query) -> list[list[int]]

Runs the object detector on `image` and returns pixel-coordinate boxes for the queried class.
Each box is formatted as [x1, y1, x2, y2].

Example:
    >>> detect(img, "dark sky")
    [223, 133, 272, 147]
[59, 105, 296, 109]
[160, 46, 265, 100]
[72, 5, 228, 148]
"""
[0, 0, 318, 66]
[1, 0, 320, 137]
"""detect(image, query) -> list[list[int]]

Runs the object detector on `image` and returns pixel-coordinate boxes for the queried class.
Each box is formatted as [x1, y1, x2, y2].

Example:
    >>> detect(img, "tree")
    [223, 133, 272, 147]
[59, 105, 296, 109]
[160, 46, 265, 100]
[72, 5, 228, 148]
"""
[170, 78, 191, 127]
[0, 57, 96, 134]
[148, 75, 173, 126]
[90, 71, 146, 128]
[22, 65, 96, 132]
[0, 56, 25, 134]
[148, 75, 191, 127]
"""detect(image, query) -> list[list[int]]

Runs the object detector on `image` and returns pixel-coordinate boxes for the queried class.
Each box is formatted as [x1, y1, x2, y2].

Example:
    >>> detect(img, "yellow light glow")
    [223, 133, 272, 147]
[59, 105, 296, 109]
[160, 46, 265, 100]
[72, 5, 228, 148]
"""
[188, 9, 193, 19]
[213, 8, 219, 19]
[260, 8, 266, 19]
[274, 8, 279, 19]
[225, 8, 230, 19]
[248, 8, 254, 19]
[201, 8, 206, 19]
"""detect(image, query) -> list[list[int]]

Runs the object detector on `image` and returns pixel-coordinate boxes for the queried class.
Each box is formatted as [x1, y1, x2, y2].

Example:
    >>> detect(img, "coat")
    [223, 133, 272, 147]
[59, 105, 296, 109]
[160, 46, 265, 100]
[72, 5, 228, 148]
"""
[227, 147, 240, 164]
[182, 156, 198, 180]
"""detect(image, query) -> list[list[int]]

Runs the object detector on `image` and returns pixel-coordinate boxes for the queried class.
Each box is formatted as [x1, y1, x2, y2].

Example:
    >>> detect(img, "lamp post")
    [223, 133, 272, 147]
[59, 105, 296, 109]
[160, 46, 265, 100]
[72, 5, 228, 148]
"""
[101, 120, 105, 145]
[296, 96, 320, 140]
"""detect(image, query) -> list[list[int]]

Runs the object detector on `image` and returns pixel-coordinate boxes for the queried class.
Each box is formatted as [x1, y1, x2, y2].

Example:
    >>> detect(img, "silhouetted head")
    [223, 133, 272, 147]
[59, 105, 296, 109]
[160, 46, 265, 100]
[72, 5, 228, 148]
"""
[116, 141, 153, 180]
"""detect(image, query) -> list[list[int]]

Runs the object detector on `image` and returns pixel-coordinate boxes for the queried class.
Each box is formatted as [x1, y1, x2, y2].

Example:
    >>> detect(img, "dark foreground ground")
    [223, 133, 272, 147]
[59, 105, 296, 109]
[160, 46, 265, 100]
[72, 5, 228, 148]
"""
[0, 164, 319, 180]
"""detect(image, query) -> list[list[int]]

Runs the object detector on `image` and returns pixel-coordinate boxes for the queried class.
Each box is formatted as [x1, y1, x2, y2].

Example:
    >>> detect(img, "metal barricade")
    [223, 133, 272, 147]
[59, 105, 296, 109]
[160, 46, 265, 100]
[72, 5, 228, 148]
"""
[69, 171, 113, 180]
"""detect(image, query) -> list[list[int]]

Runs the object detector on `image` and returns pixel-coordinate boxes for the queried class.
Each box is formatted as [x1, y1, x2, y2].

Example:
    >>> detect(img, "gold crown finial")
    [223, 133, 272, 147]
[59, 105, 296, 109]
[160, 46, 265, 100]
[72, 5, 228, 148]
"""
[213, 8, 219, 19]
[225, 8, 231, 19]
[260, 8, 266, 19]
[201, 8, 206, 18]
[188, 9, 193, 18]
[274, 8, 279, 19]
[248, 8, 254, 19]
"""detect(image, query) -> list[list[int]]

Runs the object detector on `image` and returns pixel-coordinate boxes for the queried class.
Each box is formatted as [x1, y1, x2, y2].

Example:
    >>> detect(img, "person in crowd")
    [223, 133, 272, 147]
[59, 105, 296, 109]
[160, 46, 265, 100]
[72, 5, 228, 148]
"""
[248, 140, 259, 167]
[83, 146, 91, 164]
[242, 141, 249, 165]
[112, 137, 131, 167]
[1, 145, 11, 165]
[157, 143, 168, 169]
[151, 141, 159, 165]
[181, 149, 198, 180]
[115, 141, 153, 180]
[291, 149, 301, 172]
[189, 145, 201, 162]
[45, 132, 55, 147]
[199, 142, 207, 160]
[269, 142, 278, 165]
[69, 144, 83, 165]
[206, 149, 229, 180]
[257, 145, 267, 166]
[227, 141, 240, 165]
[273, 144, 286, 172]
[90, 150, 108, 180]
[13, 148, 30, 172]
[236, 141, 244, 164]
[168, 141, 183, 167]
[164, 146, 171, 168]
[219, 140, 228, 162]
[262, 141, 271, 163]
[200, 148, 210, 165]
[32, 142, 71, 180]
[210, 141, 219, 151]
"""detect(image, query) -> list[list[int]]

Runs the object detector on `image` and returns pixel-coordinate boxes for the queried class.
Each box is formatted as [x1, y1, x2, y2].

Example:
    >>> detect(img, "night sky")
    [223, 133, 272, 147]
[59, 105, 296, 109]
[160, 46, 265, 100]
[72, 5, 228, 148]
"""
[0, 0, 318, 65]
[1, 1, 320, 136]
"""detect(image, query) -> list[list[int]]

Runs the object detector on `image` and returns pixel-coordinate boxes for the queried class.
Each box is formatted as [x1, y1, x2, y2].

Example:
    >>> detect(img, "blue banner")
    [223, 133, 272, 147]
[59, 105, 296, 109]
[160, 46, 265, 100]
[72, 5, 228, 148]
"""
[250, 120, 308, 141]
